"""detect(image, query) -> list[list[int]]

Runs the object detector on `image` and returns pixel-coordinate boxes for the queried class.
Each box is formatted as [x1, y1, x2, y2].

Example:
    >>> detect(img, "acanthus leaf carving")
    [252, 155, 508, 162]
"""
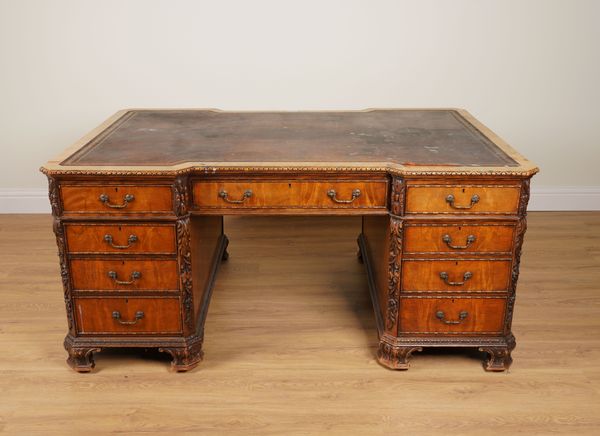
[173, 176, 189, 217]
[386, 216, 402, 331]
[53, 218, 74, 332]
[177, 217, 194, 330]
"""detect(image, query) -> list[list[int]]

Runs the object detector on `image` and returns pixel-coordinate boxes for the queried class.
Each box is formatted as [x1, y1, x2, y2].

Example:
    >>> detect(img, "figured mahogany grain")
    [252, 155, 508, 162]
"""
[405, 184, 521, 214]
[65, 223, 176, 254]
[399, 297, 506, 334]
[70, 258, 179, 291]
[74, 297, 182, 334]
[404, 224, 515, 253]
[61, 185, 173, 214]
[193, 180, 388, 209]
[401, 259, 511, 292]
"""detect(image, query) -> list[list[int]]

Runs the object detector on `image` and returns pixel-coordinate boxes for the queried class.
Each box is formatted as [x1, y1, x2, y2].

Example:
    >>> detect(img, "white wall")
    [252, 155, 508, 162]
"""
[1, 0, 599, 211]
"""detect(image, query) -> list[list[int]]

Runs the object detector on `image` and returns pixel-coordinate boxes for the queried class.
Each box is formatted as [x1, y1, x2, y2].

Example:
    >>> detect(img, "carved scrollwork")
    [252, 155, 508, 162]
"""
[173, 176, 189, 217]
[177, 217, 194, 330]
[390, 177, 404, 216]
[386, 217, 402, 331]
[47, 176, 61, 216]
[53, 218, 74, 332]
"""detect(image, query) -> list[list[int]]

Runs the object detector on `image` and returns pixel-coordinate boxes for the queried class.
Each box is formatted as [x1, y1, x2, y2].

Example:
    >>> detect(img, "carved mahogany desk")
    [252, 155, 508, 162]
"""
[41, 109, 538, 372]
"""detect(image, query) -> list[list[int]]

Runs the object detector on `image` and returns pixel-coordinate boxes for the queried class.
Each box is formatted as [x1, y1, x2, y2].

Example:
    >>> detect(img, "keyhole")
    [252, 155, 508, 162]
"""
[455, 261, 458, 266]
[288, 183, 292, 188]
[115, 187, 119, 193]
[462, 188, 465, 193]
[125, 298, 129, 304]
[458, 226, 462, 231]
[118, 225, 122, 231]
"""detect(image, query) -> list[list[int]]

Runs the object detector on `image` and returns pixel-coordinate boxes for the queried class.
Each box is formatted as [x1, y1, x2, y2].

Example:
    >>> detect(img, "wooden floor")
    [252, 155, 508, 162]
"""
[0, 212, 599, 435]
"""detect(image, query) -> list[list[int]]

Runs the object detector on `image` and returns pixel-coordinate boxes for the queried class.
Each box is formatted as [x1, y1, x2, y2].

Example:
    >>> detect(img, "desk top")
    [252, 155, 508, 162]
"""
[41, 109, 538, 177]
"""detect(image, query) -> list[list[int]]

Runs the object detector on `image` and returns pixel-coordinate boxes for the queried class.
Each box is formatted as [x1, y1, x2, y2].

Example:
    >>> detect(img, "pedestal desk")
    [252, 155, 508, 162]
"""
[41, 109, 538, 372]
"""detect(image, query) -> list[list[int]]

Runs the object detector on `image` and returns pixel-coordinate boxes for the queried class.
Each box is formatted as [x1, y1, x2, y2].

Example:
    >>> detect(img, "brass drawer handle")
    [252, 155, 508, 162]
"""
[104, 234, 137, 249]
[107, 270, 141, 285]
[218, 190, 253, 204]
[445, 194, 479, 209]
[439, 271, 473, 286]
[436, 310, 468, 325]
[442, 234, 476, 249]
[112, 310, 144, 325]
[99, 193, 135, 209]
[327, 189, 361, 204]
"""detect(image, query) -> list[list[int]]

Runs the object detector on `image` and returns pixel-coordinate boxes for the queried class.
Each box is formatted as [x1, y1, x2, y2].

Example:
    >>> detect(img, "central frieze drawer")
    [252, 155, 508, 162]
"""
[399, 297, 506, 334]
[61, 184, 174, 215]
[404, 224, 515, 253]
[402, 259, 511, 292]
[65, 223, 176, 254]
[74, 297, 182, 334]
[405, 184, 521, 214]
[192, 180, 388, 209]
[70, 259, 179, 291]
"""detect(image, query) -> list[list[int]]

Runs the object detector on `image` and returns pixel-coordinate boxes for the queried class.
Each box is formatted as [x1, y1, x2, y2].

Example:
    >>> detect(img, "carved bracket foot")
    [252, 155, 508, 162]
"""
[159, 342, 204, 372]
[479, 346, 514, 372]
[66, 347, 101, 373]
[377, 341, 422, 370]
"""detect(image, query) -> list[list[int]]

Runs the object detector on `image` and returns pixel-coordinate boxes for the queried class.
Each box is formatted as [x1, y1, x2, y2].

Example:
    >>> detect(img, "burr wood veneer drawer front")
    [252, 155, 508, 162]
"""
[60, 184, 174, 214]
[74, 297, 182, 334]
[403, 224, 515, 254]
[405, 184, 521, 214]
[192, 180, 388, 209]
[70, 259, 179, 291]
[65, 223, 176, 254]
[399, 297, 506, 334]
[401, 259, 511, 292]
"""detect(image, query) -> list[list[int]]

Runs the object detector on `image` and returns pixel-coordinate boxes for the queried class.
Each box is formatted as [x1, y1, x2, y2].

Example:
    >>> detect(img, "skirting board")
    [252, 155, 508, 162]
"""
[0, 187, 599, 213]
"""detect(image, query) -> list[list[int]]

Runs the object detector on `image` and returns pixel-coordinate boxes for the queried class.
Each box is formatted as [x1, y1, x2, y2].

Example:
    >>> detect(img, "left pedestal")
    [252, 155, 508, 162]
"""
[48, 176, 226, 372]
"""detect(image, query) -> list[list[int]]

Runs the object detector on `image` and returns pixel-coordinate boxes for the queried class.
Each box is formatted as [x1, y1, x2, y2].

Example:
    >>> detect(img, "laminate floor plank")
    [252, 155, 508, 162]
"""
[0, 212, 599, 435]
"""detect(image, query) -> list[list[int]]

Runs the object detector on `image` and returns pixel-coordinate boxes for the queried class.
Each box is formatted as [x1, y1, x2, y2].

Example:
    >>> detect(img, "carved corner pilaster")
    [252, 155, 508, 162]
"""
[47, 175, 61, 217]
[53, 218, 75, 334]
[386, 216, 402, 333]
[377, 340, 422, 370]
[176, 217, 195, 333]
[390, 177, 405, 216]
[173, 176, 190, 217]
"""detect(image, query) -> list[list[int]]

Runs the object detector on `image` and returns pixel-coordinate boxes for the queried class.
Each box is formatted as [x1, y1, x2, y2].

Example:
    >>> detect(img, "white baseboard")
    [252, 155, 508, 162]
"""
[0, 187, 599, 213]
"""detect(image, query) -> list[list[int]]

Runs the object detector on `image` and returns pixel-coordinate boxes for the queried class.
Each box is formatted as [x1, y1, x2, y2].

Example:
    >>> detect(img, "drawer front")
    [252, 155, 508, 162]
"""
[74, 297, 182, 334]
[399, 297, 506, 334]
[61, 184, 173, 214]
[193, 180, 388, 209]
[402, 260, 511, 292]
[71, 259, 179, 291]
[405, 184, 520, 214]
[404, 224, 515, 254]
[65, 223, 176, 254]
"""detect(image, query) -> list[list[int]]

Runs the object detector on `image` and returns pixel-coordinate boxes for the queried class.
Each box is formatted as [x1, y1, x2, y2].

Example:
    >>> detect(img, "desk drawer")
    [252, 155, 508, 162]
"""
[405, 184, 520, 214]
[404, 224, 515, 254]
[70, 259, 179, 291]
[61, 184, 173, 215]
[399, 297, 506, 334]
[65, 223, 176, 254]
[74, 297, 182, 334]
[402, 259, 511, 292]
[193, 180, 388, 209]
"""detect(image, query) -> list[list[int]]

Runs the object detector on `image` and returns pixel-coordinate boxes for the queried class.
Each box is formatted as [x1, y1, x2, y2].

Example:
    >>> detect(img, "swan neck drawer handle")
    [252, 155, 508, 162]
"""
[439, 271, 473, 286]
[99, 193, 135, 209]
[104, 234, 138, 249]
[327, 189, 361, 204]
[442, 234, 476, 249]
[112, 310, 144, 325]
[435, 310, 469, 325]
[218, 190, 253, 204]
[107, 270, 141, 285]
[445, 194, 479, 209]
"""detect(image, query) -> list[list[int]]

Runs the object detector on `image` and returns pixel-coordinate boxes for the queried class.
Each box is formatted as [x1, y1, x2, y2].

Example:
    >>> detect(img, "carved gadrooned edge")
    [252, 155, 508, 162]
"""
[390, 177, 404, 215]
[176, 217, 194, 332]
[386, 217, 402, 332]
[173, 176, 189, 217]
[53, 218, 75, 333]
[40, 165, 540, 178]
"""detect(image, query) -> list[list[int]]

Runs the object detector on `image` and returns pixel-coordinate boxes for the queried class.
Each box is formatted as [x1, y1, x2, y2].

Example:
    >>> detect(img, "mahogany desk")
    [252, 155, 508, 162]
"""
[41, 109, 538, 372]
